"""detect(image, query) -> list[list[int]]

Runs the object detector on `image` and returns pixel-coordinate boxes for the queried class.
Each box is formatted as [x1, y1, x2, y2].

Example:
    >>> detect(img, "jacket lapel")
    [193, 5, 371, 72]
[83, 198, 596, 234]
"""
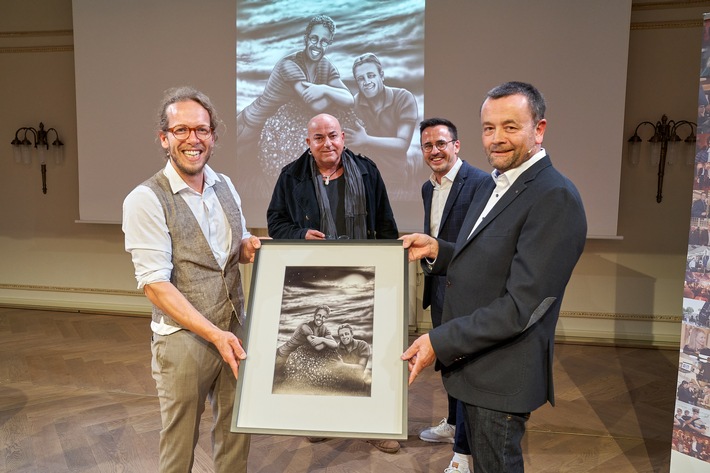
[423, 182, 433, 233]
[439, 171, 466, 231]
[454, 178, 493, 249]
[454, 156, 551, 256]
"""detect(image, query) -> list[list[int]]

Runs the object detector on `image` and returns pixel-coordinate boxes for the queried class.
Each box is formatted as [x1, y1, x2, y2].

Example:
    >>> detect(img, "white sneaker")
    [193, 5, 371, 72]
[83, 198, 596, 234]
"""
[419, 417, 455, 443]
[444, 461, 471, 473]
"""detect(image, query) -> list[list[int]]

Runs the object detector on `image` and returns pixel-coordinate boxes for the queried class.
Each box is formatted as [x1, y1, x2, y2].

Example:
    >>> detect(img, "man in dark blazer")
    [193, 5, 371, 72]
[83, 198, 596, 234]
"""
[401, 82, 587, 472]
[418, 117, 488, 473]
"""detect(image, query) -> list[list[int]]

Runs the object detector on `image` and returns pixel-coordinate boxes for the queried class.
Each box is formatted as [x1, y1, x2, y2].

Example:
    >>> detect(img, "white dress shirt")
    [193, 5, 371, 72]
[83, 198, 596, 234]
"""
[468, 149, 546, 239]
[429, 158, 463, 237]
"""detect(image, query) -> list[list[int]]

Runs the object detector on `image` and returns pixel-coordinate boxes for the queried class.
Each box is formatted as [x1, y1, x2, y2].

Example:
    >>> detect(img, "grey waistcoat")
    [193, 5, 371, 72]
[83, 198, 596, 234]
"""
[144, 170, 245, 330]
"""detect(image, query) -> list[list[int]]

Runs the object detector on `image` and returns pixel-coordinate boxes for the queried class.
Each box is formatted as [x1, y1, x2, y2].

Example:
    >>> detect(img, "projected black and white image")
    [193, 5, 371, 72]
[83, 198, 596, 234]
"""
[272, 266, 375, 397]
[236, 0, 425, 204]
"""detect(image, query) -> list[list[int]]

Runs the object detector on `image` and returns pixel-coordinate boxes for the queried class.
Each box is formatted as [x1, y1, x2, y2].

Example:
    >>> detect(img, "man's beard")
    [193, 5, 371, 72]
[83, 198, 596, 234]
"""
[170, 149, 211, 176]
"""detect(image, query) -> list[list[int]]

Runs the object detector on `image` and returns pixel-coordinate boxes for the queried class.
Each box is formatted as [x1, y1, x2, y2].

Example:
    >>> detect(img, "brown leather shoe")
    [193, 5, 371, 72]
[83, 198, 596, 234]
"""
[367, 439, 400, 453]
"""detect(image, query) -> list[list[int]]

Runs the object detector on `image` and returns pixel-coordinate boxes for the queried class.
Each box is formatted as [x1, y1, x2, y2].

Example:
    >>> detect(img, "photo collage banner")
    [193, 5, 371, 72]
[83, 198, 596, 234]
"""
[671, 13, 710, 472]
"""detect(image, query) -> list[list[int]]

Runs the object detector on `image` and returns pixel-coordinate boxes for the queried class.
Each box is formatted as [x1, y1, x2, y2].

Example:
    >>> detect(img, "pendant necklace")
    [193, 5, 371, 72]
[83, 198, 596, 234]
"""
[322, 165, 341, 185]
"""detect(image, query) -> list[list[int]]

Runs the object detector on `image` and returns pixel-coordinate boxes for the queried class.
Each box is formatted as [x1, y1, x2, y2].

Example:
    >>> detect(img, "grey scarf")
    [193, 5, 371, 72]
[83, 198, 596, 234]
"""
[309, 148, 368, 239]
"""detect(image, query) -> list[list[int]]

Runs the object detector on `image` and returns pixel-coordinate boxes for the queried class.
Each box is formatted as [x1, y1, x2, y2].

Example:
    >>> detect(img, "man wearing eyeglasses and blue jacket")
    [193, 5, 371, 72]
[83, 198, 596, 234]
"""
[418, 117, 488, 473]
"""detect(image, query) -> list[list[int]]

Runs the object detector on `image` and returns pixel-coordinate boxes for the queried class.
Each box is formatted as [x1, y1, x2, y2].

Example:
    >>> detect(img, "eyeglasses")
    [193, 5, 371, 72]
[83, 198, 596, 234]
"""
[421, 139, 455, 153]
[166, 125, 213, 141]
[307, 35, 331, 48]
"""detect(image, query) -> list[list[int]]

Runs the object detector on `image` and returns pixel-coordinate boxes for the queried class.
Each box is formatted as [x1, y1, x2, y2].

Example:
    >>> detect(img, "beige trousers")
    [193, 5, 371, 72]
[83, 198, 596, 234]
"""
[151, 325, 250, 473]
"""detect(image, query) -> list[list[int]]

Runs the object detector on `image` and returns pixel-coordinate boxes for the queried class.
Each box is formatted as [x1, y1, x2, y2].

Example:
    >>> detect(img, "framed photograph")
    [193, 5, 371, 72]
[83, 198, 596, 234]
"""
[231, 240, 408, 439]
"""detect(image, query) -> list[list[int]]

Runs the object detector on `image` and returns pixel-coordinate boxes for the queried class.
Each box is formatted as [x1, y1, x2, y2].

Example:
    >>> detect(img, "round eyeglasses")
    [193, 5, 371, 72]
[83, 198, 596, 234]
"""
[307, 35, 331, 48]
[421, 139, 455, 153]
[166, 125, 213, 141]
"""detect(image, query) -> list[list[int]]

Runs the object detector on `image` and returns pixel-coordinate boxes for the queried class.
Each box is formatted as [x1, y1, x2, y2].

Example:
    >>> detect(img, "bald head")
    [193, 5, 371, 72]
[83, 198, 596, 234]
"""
[308, 113, 341, 133]
[306, 114, 345, 171]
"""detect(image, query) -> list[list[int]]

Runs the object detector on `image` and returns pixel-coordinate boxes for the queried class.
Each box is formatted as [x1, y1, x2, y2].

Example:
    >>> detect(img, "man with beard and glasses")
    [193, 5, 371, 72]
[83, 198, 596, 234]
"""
[417, 117, 488, 473]
[123, 86, 260, 473]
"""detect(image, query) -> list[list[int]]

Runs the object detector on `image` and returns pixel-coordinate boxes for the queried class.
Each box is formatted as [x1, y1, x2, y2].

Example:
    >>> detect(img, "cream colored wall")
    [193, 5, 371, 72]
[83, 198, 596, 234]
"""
[1, 1, 706, 347]
[556, 3, 707, 346]
[0, 0, 147, 313]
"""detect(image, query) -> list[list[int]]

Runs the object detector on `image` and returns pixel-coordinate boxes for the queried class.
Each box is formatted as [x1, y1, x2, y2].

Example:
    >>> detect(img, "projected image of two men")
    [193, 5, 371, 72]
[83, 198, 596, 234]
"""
[236, 0, 425, 203]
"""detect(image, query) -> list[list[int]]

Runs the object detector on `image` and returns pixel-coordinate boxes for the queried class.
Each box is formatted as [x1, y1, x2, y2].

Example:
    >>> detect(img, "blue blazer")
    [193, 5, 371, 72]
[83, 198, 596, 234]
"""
[421, 160, 489, 324]
[426, 156, 587, 413]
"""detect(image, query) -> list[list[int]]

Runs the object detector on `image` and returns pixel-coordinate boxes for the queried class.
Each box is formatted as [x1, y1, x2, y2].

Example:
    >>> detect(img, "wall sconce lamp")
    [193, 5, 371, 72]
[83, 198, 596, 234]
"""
[10, 122, 64, 194]
[627, 114, 696, 203]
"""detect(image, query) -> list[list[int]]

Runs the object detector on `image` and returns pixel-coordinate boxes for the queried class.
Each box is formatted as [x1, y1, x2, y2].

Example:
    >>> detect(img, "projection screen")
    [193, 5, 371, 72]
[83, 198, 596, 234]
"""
[73, 0, 630, 237]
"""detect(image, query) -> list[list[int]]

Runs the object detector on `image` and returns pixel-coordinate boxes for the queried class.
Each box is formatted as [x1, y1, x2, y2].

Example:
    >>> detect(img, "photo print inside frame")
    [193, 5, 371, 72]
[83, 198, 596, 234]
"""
[272, 265, 375, 397]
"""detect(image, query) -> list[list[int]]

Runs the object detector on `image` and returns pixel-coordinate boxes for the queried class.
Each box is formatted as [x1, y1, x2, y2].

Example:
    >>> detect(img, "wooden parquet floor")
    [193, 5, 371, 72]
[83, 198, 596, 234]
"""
[0, 307, 678, 472]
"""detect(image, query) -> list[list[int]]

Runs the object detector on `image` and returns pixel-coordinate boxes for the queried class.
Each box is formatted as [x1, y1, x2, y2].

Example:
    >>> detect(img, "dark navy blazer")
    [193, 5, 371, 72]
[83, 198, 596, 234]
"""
[427, 156, 587, 414]
[421, 160, 489, 326]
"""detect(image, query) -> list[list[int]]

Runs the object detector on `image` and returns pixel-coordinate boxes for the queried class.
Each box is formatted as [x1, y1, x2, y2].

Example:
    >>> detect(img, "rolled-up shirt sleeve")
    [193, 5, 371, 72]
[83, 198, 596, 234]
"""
[122, 185, 173, 289]
[123, 165, 251, 290]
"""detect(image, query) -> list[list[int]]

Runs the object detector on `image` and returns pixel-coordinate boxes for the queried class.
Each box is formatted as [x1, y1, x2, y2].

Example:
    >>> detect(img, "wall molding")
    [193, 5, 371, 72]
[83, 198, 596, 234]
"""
[0, 283, 682, 321]
[631, 19, 703, 30]
[0, 45, 73, 54]
[633, 1, 710, 11]
[0, 29, 73, 54]
[0, 283, 148, 316]
[561, 310, 681, 322]
[0, 30, 72, 38]
[0, 283, 142, 297]
[414, 308, 681, 348]
[0, 285, 682, 347]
